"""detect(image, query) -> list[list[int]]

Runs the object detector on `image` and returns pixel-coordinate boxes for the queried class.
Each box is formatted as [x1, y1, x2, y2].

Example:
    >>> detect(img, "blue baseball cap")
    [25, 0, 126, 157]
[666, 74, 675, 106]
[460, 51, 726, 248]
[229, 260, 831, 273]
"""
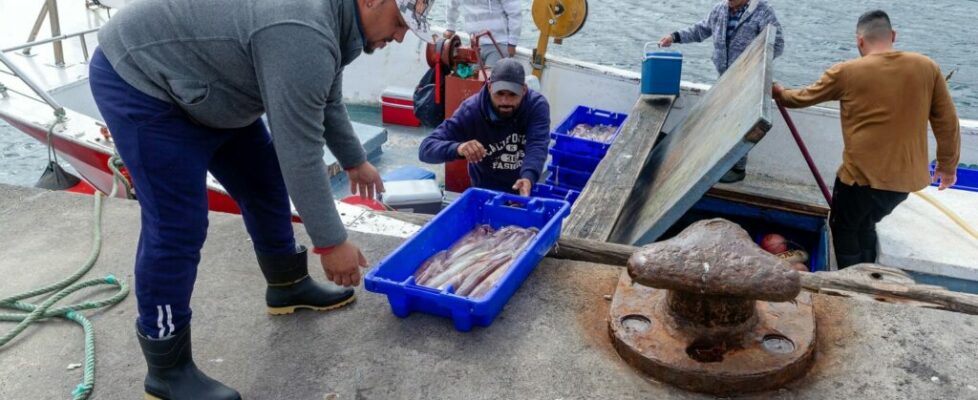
[489, 58, 526, 95]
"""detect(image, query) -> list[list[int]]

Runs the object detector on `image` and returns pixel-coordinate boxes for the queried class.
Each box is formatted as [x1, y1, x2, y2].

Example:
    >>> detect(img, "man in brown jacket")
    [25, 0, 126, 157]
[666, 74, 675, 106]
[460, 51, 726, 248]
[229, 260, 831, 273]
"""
[773, 9, 960, 269]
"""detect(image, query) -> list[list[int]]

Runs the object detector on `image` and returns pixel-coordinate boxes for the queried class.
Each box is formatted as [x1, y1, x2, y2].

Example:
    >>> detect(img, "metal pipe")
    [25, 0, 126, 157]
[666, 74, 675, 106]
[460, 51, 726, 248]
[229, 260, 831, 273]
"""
[80, 35, 90, 62]
[1, 86, 53, 106]
[23, 2, 50, 56]
[776, 101, 833, 206]
[2, 28, 100, 53]
[0, 51, 65, 115]
[47, 0, 65, 66]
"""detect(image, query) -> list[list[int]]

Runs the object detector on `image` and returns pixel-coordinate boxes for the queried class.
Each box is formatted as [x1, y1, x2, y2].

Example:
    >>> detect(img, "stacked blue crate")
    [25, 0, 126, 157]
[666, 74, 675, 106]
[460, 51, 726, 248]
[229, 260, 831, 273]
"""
[929, 161, 978, 192]
[545, 106, 628, 193]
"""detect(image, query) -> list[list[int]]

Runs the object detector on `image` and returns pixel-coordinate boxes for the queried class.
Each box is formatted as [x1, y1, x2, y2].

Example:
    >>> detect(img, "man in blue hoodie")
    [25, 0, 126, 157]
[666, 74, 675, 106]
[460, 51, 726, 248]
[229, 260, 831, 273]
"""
[420, 58, 550, 195]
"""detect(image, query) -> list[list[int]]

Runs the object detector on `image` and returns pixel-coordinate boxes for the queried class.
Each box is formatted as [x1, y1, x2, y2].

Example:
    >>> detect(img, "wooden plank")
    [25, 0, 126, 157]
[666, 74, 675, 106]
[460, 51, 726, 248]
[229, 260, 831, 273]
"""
[705, 187, 830, 217]
[801, 265, 978, 315]
[611, 27, 777, 245]
[561, 94, 675, 241]
[377, 210, 978, 315]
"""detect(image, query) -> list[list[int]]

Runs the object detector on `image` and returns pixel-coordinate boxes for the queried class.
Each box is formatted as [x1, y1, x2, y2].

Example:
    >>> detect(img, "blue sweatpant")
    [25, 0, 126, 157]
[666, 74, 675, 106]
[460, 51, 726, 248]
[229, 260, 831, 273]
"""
[89, 48, 297, 338]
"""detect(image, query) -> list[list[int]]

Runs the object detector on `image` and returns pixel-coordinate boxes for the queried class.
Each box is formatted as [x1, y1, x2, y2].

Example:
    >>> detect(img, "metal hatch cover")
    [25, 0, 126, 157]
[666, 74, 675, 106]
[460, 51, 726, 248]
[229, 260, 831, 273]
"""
[610, 26, 777, 245]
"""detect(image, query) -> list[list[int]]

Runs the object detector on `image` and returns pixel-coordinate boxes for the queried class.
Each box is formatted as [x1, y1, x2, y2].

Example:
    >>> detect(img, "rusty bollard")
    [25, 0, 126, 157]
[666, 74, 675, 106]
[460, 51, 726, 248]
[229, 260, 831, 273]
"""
[609, 219, 816, 395]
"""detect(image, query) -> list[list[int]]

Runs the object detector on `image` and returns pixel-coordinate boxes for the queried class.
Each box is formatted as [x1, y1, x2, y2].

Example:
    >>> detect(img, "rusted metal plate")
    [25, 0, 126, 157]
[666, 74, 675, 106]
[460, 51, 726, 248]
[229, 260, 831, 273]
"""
[611, 27, 777, 245]
[609, 271, 816, 396]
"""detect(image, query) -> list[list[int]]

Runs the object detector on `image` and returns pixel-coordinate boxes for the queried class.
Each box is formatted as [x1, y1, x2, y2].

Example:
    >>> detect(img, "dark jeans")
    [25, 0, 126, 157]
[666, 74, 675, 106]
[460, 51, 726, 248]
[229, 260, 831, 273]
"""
[89, 48, 297, 338]
[830, 177, 908, 269]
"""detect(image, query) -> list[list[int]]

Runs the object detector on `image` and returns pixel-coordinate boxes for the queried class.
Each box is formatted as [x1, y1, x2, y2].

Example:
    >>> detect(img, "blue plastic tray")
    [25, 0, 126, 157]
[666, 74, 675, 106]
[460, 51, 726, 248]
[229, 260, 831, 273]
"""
[364, 188, 571, 331]
[549, 147, 603, 173]
[531, 183, 581, 205]
[551, 106, 628, 157]
[545, 163, 593, 191]
[929, 161, 978, 192]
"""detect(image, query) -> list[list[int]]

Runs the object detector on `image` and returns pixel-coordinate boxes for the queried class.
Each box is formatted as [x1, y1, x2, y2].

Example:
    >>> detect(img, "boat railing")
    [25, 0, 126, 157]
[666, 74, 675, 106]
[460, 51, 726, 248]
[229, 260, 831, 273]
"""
[0, 27, 100, 121]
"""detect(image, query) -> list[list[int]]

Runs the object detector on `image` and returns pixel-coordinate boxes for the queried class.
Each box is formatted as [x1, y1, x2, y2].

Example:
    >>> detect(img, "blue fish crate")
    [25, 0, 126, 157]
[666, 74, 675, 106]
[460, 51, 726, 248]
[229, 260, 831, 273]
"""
[545, 163, 594, 191]
[549, 147, 603, 173]
[551, 106, 628, 157]
[364, 188, 571, 332]
[531, 183, 581, 205]
[929, 161, 978, 192]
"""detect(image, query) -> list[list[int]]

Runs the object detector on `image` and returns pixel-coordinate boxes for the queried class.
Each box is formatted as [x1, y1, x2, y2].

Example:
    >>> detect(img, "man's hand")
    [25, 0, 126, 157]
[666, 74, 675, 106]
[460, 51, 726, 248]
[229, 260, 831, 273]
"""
[933, 170, 957, 190]
[507, 45, 517, 57]
[347, 161, 385, 200]
[457, 140, 487, 163]
[444, 30, 455, 39]
[772, 83, 785, 99]
[320, 241, 368, 287]
[513, 178, 532, 197]
[658, 35, 674, 48]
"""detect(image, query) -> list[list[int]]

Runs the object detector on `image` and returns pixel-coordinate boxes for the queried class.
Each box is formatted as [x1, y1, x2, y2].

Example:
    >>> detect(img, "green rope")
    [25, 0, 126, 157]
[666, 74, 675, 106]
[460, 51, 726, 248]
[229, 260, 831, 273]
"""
[0, 155, 131, 400]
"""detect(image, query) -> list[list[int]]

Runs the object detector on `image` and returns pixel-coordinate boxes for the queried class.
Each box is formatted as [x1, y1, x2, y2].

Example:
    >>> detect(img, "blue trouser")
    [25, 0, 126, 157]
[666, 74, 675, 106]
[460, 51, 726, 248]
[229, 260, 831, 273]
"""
[89, 48, 296, 338]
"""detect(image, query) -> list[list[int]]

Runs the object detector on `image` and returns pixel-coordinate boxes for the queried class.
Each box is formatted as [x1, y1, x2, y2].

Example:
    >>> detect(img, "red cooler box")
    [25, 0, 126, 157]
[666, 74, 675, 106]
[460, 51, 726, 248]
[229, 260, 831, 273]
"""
[381, 86, 421, 127]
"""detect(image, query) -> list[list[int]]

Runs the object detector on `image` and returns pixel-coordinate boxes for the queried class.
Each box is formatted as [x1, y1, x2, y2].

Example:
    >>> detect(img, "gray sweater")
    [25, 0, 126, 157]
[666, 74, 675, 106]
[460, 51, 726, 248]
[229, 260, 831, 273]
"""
[98, 0, 366, 248]
[676, 0, 784, 75]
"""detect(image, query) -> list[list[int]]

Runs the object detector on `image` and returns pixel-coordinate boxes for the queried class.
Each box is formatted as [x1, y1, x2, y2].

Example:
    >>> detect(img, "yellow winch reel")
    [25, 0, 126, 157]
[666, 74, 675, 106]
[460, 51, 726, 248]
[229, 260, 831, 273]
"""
[531, 0, 588, 79]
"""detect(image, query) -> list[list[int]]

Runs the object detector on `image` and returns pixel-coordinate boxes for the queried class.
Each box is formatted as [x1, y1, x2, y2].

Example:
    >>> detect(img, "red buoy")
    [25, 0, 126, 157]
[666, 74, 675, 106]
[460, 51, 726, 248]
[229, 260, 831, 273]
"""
[760, 233, 788, 254]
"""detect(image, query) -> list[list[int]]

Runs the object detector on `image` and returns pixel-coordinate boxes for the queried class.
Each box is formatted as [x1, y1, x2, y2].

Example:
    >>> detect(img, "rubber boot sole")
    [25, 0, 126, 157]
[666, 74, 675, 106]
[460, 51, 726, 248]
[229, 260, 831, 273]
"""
[266, 294, 356, 315]
[146, 393, 241, 400]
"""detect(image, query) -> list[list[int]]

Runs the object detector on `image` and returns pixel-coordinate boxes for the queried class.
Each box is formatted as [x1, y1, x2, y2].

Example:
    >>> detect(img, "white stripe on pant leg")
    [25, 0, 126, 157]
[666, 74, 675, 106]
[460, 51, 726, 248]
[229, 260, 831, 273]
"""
[165, 304, 175, 336]
[156, 305, 166, 338]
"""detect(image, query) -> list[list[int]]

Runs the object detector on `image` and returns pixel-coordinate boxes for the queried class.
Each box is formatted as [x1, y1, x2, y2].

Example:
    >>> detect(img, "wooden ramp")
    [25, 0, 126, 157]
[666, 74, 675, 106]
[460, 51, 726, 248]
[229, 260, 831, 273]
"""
[564, 27, 777, 245]
[562, 94, 676, 241]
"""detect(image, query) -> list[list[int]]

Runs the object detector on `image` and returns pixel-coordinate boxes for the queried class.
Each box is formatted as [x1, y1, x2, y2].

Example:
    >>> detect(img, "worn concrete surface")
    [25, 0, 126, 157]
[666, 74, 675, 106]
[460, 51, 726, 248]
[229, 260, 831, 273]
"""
[878, 185, 978, 283]
[1, 184, 977, 400]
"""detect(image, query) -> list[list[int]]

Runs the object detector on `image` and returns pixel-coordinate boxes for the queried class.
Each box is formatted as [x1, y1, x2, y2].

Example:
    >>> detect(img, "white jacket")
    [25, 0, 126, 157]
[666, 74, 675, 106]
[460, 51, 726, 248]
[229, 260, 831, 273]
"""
[446, 0, 522, 46]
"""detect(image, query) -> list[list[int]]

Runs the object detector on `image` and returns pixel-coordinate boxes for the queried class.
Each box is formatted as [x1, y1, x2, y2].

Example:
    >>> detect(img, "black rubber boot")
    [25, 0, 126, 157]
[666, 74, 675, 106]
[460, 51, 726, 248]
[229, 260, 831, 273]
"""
[719, 169, 746, 183]
[720, 155, 748, 184]
[257, 245, 355, 315]
[137, 324, 241, 400]
[836, 253, 863, 270]
[860, 249, 878, 264]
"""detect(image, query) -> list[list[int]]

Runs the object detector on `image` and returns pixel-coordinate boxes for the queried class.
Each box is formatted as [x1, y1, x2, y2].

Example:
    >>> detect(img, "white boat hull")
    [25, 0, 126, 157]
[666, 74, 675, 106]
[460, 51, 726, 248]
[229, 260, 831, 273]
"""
[341, 33, 978, 193]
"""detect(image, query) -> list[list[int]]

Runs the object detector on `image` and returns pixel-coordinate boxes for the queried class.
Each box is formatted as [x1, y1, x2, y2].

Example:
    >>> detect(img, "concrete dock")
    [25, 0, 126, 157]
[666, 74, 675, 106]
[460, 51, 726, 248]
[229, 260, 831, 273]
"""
[1, 184, 977, 399]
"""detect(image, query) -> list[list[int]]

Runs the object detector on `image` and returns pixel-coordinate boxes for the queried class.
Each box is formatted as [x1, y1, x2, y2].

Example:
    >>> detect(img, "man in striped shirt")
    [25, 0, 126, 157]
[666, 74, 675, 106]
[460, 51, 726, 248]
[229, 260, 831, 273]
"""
[659, 0, 785, 183]
[444, 0, 522, 66]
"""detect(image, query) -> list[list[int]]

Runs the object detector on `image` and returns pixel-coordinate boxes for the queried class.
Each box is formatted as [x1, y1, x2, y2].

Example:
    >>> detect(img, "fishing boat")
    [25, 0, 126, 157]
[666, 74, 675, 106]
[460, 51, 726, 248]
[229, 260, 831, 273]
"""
[2, 0, 977, 291]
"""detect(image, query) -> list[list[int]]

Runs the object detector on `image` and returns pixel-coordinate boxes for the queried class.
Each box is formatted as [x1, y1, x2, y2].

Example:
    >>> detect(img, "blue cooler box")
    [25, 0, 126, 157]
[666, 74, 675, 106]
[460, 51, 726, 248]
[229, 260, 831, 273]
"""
[642, 47, 683, 95]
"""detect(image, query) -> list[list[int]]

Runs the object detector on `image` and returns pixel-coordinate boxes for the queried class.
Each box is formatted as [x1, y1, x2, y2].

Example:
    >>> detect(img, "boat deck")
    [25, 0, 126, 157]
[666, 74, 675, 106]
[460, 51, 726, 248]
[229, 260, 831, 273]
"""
[879, 186, 978, 292]
[2, 184, 978, 399]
